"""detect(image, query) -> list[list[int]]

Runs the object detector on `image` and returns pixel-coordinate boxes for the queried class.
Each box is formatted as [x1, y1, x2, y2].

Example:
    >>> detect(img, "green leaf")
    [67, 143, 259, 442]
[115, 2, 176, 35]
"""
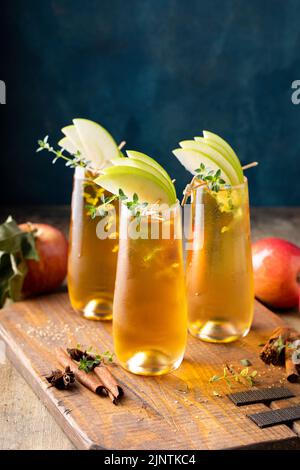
[0, 216, 39, 308]
[240, 367, 249, 377]
[8, 254, 27, 302]
[209, 375, 221, 383]
[240, 359, 252, 366]
[224, 377, 232, 388]
[21, 232, 39, 261]
[118, 188, 127, 200]
[0, 216, 23, 253]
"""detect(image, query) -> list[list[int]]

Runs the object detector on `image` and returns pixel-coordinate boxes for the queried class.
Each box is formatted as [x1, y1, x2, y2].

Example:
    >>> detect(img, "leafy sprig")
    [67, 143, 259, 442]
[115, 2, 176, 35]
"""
[195, 163, 227, 192]
[118, 189, 148, 223]
[37, 135, 91, 169]
[75, 345, 114, 374]
[209, 364, 258, 389]
[86, 193, 118, 219]
[273, 336, 286, 355]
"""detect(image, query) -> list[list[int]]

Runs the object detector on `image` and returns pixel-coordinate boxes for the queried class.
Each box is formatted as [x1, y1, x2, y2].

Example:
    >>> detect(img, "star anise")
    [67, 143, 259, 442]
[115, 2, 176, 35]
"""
[46, 366, 75, 390]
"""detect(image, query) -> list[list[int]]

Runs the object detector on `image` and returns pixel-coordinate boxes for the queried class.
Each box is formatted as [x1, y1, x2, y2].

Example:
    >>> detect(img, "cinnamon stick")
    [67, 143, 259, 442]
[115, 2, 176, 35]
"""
[56, 348, 107, 396]
[66, 347, 124, 404]
[260, 327, 291, 365]
[94, 365, 124, 404]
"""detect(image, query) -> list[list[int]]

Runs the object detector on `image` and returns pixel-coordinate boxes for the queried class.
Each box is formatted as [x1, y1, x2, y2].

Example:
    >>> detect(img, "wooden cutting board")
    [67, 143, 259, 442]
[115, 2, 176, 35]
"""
[1, 292, 300, 450]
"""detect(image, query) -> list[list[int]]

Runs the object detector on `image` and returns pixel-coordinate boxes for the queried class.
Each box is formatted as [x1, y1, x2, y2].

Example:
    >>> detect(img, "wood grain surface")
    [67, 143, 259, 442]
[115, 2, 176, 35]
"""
[0, 205, 299, 450]
[1, 292, 300, 450]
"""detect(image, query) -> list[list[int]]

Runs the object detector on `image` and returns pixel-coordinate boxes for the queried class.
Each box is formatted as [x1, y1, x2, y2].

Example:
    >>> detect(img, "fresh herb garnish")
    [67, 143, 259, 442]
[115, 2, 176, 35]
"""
[195, 163, 227, 192]
[78, 355, 102, 373]
[209, 364, 258, 389]
[273, 336, 286, 355]
[37, 135, 91, 169]
[118, 189, 148, 223]
[91, 193, 119, 219]
[68, 346, 114, 373]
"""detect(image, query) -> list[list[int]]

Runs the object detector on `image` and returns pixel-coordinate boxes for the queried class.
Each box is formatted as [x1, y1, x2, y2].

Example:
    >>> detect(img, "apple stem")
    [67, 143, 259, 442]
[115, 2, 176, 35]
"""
[118, 141, 126, 151]
[242, 161, 258, 170]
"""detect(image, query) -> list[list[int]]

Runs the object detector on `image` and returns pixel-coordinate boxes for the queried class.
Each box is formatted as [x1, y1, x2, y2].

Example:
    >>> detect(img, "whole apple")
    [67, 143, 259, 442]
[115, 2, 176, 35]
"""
[19, 223, 68, 297]
[252, 237, 300, 309]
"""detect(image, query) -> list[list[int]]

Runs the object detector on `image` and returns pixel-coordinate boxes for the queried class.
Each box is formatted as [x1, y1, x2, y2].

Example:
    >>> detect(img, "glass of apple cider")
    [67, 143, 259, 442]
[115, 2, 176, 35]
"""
[186, 178, 254, 342]
[68, 167, 119, 320]
[113, 201, 187, 375]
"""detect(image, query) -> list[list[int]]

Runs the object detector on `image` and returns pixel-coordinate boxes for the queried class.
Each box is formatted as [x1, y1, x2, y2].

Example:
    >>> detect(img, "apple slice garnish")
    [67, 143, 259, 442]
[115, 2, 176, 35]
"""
[95, 165, 176, 205]
[73, 118, 119, 169]
[194, 135, 243, 182]
[178, 140, 240, 185]
[126, 151, 176, 200]
[201, 131, 244, 183]
[110, 156, 175, 203]
[61, 125, 88, 159]
[173, 148, 233, 185]
[58, 137, 77, 155]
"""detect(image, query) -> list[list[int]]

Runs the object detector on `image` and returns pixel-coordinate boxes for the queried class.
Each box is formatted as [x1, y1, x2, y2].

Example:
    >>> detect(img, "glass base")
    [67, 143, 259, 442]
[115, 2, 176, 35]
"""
[189, 320, 250, 343]
[82, 298, 113, 321]
[119, 350, 184, 376]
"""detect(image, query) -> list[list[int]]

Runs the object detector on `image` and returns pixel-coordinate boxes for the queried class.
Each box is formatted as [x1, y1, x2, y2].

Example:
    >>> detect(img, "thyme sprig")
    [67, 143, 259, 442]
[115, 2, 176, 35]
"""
[36, 135, 92, 169]
[86, 193, 118, 219]
[72, 344, 114, 374]
[118, 189, 148, 223]
[195, 163, 227, 193]
[209, 364, 258, 389]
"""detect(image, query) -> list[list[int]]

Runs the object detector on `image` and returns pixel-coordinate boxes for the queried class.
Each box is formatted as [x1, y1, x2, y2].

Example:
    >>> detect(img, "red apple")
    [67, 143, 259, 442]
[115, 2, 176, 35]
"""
[252, 237, 300, 309]
[19, 223, 68, 297]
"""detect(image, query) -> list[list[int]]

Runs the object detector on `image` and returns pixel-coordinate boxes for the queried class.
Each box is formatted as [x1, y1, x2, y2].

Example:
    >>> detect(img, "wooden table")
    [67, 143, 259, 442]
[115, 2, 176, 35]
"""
[0, 206, 299, 450]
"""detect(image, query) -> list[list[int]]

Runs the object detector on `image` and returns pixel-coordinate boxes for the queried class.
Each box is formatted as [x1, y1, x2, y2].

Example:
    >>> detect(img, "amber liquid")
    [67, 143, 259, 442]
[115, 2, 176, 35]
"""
[68, 167, 118, 320]
[186, 180, 254, 342]
[113, 204, 187, 375]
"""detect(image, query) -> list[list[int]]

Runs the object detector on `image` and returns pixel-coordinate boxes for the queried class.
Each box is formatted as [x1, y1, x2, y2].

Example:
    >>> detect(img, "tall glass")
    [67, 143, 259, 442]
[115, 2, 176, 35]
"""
[186, 178, 254, 342]
[68, 167, 118, 320]
[113, 202, 187, 375]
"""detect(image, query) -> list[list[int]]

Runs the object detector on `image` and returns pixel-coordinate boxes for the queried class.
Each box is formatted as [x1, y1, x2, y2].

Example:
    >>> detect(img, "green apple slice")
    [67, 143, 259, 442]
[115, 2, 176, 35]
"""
[202, 131, 243, 182]
[109, 157, 175, 203]
[173, 148, 233, 184]
[125, 151, 176, 200]
[73, 118, 119, 169]
[195, 135, 243, 182]
[95, 166, 176, 205]
[61, 125, 87, 158]
[58, 137, 77, 155]
[179, 140, 240, 185]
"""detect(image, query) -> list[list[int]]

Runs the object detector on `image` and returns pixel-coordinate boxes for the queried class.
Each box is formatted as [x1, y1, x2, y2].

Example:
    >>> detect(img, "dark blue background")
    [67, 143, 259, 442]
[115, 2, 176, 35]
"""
[1, 0, 300, 206]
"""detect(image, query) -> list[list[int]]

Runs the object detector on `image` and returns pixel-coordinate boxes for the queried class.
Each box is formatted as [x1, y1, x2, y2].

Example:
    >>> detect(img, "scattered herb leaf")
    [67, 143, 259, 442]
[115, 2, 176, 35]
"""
[240, 359, 252, 366]
[209, 364, 258, 390]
